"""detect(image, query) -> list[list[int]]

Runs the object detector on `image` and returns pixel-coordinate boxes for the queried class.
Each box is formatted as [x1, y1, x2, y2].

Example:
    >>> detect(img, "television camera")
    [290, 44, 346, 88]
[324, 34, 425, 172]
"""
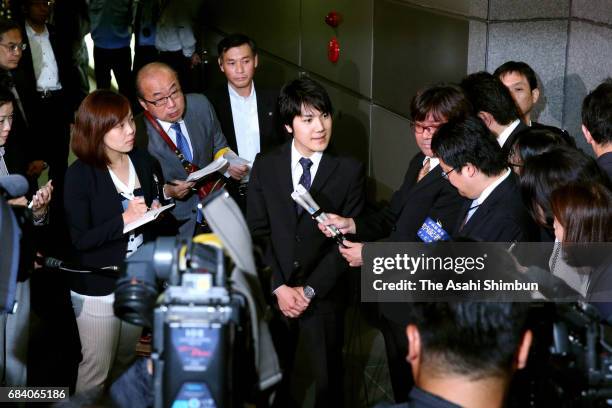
[113, 189, 280, 408]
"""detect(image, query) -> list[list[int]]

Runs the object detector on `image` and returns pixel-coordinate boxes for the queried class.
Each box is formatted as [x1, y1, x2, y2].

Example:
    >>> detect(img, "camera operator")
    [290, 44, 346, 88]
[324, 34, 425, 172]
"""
[378, 302, 532, 408]
[0, 86, 52, 386]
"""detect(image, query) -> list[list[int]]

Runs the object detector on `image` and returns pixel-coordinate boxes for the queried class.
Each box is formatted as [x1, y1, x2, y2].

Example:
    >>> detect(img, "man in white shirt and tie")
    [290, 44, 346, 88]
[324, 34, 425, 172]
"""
[135, 62, 245, 239]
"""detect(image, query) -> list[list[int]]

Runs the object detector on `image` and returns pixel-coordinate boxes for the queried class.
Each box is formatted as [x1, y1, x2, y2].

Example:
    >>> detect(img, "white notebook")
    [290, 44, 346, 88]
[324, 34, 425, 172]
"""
[185, 157, 228, 182]
[123, 203, 175, 234]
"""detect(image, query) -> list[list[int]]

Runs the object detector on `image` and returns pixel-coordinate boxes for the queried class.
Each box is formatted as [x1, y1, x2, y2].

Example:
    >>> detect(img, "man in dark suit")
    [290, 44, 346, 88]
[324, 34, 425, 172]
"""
[135, 62, 245, 239]
[16, 0, 83, 227]
[460, 71, 527, 158]
[319, 85, 470, 402]
[432, 115, 538, 243]
[247, 77, 365, 406]
[581, 79, 612, 180]
[205, 33, 284, 211]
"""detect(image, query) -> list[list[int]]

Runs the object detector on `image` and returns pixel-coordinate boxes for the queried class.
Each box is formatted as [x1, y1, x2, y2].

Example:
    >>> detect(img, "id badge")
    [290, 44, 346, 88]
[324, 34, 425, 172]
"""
[417, 217, 451, 242]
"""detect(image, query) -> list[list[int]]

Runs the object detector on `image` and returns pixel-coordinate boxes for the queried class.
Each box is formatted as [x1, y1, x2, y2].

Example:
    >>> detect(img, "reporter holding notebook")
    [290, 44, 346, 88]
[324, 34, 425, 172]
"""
[64, 90, 168, 395]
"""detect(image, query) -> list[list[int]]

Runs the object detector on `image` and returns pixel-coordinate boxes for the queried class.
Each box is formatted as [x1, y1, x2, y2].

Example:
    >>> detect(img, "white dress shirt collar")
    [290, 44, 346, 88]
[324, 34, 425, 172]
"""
[422, 156, 440, 170]
[157, 118, 184, 134]
[497, 119, 521, 148]
[474, 168, 512, 207]
[228, 81, 255, 101]
[290, 139, 323, 191]
[155, 118, 194, 157]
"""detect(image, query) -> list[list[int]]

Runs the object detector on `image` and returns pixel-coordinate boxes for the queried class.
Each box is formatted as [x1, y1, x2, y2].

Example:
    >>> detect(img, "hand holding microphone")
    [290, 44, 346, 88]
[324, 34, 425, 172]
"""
[291, 184, 346, 247]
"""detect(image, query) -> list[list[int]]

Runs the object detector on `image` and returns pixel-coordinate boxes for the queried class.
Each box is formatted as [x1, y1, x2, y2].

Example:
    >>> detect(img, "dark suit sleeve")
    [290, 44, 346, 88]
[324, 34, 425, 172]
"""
[305, 162, 366, 298]
[246, 154, 285, 291]
[201, 95, 229, 156]
[354, 191, 400, 241]
[354, 158, 416, 241]
[64, 165, 125, 251]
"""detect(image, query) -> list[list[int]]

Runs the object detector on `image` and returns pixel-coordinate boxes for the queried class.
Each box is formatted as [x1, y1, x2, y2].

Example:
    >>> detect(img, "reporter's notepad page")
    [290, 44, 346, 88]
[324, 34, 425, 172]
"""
[123, 203, 175, 234]
[185, 157, 228, 182]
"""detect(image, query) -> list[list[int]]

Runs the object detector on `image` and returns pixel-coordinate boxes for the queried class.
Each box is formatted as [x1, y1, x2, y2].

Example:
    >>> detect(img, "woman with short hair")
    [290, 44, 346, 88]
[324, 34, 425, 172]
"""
[64, 90, 164, 394]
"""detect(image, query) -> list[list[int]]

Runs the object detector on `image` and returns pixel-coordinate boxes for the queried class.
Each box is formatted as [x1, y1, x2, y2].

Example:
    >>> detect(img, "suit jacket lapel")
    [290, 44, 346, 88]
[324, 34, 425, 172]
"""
[275, 143, 298, 225]
[459, 175, 513, 234]
[256, 85, 274, 149]
[455, 200, 472, 235]
[410, 164, 443, 194]
[130, 150, 153, 203]
[309, 152, 338, 197]
[220, 86, 237, 152]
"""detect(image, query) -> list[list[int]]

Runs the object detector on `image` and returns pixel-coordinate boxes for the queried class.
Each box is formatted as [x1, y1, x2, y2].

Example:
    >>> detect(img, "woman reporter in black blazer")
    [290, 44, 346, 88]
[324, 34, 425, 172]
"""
[64, 90, 164, 395]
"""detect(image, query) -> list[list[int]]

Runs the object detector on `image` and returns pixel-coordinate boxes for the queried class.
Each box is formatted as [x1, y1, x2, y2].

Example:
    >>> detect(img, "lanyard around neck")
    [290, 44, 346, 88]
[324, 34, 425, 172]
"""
[108, 157, 136, 200]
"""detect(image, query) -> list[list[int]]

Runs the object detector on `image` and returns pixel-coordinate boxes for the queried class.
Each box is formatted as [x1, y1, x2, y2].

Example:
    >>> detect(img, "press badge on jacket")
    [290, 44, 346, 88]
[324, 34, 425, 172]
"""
[417, 217, 451, 242]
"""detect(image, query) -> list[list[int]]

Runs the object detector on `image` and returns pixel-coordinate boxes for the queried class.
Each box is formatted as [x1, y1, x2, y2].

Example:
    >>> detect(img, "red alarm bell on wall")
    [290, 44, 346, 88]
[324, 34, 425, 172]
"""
[325, 11, 342, 28]
[328, 37, 340, 63]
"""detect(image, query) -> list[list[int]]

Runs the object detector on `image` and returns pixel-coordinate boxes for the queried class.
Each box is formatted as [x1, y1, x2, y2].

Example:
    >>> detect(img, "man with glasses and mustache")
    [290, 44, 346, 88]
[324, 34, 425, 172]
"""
[318, 85, 470, 402]
[135, 62, 245, 239]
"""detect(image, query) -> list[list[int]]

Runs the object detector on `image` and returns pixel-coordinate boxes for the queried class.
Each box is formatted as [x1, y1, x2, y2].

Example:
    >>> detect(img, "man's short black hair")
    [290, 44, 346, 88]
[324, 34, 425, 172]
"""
[409, 302, 530, 378]
[0, 18, 21, 40]
[410, 84, 472, 123]
[217, 33, 257, 58]
[493, 61, 539, 91]
[431, 115, 507, 176]
[581, 78, 612, 145]
[278, 76, 333, 128]
[460, 71, 521, 126]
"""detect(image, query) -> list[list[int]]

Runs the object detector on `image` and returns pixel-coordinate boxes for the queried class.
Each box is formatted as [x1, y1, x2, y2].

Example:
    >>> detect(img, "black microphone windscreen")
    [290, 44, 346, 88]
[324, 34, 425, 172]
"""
[0, 175, 29, 198]
[43, 257, 63, 269]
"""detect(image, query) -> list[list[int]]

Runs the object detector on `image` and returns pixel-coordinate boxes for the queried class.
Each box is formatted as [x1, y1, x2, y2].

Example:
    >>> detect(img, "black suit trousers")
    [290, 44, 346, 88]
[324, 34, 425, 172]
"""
[270, 308, 345, 408]
[93, 46, 133, 99]
[379, 314, 414, 403]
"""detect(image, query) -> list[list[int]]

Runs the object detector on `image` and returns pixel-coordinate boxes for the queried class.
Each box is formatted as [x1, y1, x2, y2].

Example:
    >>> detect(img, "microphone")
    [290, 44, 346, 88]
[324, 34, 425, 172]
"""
[291, 184, 346, 246]
[36, 256, 119, 276]
[0, 174, 28, 198]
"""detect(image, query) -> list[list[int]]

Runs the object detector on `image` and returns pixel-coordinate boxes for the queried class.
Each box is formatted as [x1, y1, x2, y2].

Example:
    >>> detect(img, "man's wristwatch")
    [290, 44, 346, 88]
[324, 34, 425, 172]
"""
[303, 285, 315, 300]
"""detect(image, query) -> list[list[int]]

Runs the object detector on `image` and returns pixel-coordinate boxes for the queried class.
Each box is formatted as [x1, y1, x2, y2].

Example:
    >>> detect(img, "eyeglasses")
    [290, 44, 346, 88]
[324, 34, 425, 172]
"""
[410, 120, 443, 134]
[0, 42, 27, 54]
[0, 113, 14, 126]
[509, 162, 524, 168]
[141, 89, 182, 107]
[441, 167, 455, 179]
